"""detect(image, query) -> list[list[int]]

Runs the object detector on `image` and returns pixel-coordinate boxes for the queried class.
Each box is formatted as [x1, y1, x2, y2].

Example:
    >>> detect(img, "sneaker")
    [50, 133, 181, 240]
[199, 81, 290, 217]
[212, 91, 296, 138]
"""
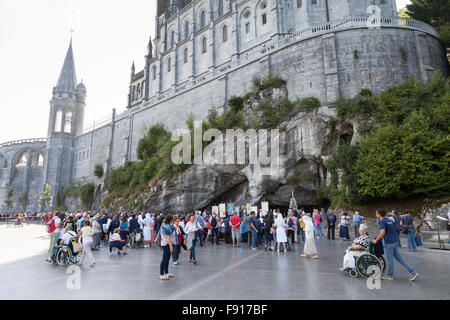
[409, 273, 419, 281]
[173, 261, 179, 265]
[312, 254, 318, 259]
[300, 254, 307, 258]
[381, 275, 394, 280]
[252, 247, 257, 250]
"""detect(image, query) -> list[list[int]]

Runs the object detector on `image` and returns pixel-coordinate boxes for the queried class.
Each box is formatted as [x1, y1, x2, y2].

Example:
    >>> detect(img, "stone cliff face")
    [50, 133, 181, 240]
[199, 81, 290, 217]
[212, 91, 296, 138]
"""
[95, 86, 349, 214]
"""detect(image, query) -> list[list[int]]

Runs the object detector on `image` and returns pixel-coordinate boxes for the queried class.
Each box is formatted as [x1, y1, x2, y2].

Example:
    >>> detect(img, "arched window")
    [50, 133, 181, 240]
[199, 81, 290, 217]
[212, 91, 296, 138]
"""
[185, 21, 190, 39]
[153, 66, 157, 80]
[31, 152, 43, 167]
[64, 111, 73, 133]
[133, 86, 137, 100]
[202, 37, 207, 53]
[168, 57, 172, 72]
[223, 25, 228, 42]
[170, 31, 175, 48]
[54, 110, 62, 132]
[200, 11, 206, 29]
[3, 158, 8, 168]
[184, 48, 188, 63]
[218, 0, 224, 17]
[141, 81, 145, 97]
[15, 152, 27, 167]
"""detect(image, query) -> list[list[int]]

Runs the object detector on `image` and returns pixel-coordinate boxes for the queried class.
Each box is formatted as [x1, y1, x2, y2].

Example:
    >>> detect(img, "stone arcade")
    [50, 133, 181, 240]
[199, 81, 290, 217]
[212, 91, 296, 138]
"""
[0, 0, 447, 211]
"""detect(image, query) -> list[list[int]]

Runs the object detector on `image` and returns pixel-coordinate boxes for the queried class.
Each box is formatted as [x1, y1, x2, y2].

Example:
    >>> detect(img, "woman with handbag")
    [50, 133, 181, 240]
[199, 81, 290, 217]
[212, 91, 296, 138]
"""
[400, 211, 418, 252]
[73, 220, 96, 268]
[339, 211, 351, 241]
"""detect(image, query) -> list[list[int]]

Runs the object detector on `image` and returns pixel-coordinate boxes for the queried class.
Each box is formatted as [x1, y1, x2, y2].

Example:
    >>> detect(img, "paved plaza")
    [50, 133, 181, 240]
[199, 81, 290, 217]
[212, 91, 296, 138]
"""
[0, 224, 449, 300]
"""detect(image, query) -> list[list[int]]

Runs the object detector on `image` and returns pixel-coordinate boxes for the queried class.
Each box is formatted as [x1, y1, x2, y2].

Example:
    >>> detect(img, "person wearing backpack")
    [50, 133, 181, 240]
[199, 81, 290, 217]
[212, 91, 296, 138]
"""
[400, 211, 418, 252]
[46, 214, 62, 262]
[287, 211, 297, 248]
[210, 213, 220, 245]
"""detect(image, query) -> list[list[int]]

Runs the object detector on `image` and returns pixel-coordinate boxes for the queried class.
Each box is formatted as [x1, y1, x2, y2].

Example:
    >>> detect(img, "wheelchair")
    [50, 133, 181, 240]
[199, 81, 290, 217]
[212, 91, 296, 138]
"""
[50, 242, 79, 266]
[128, 231, 144, 249]
[344, 243, 386, 279]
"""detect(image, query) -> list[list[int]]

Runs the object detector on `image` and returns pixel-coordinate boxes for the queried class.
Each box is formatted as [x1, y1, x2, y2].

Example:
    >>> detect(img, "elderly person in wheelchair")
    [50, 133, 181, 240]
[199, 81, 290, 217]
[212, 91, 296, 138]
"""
[340, 224, 371, 272]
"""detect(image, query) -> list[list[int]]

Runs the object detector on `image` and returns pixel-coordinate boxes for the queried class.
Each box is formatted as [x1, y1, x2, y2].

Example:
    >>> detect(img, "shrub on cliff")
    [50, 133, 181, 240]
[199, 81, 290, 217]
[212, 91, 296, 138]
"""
[326, 72, 450, 206]
[64, 183, 95, 208]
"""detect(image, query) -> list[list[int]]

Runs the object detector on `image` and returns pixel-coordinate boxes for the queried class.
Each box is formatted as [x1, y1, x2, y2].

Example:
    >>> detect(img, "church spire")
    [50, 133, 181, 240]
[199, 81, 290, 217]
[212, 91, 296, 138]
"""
[55, 38, 77, 92]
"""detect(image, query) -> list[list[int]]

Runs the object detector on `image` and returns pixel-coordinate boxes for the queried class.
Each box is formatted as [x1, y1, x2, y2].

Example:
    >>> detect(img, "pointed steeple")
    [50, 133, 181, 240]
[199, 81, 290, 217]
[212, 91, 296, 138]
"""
[147, 37, 153, 60]
[56, 38, 77, 92]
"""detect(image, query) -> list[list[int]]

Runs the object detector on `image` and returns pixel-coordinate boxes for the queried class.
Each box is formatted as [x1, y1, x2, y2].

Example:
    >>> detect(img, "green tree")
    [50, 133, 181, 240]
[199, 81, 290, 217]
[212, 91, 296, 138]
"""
[406, 0, 450, 46]
[4, 188, 13, 210]
[94, 164, 104, 178]
[18, 191, 29, 211]
[38, 184, 52, 211]
[326, 72, 450, 206]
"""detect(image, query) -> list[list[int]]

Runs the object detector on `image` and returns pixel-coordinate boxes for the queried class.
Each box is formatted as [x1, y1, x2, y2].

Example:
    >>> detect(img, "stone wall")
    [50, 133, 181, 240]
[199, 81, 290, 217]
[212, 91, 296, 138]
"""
[72, 25, 448, 187]
[0, 139, 46, 212]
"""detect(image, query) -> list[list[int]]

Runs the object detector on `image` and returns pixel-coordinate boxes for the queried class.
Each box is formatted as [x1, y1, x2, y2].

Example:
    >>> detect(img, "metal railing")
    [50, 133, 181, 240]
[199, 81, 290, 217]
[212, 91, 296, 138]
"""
[0, 216, 46, 227]
[0, 138, 47, 149]
[82, 115, 113, 134]
[278, 16, 440, 48]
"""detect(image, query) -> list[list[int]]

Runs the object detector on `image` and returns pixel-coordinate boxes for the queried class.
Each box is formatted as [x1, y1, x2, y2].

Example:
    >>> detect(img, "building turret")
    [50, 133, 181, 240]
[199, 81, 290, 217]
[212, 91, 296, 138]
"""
[43, 39, 86, 208]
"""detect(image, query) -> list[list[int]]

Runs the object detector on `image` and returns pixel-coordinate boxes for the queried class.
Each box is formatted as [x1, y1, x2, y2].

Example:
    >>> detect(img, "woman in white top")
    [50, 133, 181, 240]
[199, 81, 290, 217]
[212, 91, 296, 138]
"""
[142, 213, 152, 248]
[73, 220, 96, 267]
[184, 215, 200, 264]
[274, 213, 288, 252]
[301, 213, 318, 259]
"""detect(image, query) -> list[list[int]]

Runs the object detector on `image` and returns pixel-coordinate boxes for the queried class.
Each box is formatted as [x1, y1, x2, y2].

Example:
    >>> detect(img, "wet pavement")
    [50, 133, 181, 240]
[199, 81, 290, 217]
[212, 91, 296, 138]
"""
[0, 224, 449, 300]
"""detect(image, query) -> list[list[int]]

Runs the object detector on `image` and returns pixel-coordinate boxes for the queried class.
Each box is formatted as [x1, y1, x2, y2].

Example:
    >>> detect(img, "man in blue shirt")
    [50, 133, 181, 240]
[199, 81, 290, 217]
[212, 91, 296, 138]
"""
[352, 212, 364, 238]
[248, 212, 258, 250]
[373, 209, 419, 281]
[194, 211, 205, 247]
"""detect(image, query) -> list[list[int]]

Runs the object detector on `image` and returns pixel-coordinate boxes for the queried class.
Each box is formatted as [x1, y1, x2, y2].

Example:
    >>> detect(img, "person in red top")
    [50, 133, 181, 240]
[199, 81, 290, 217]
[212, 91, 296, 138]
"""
[230, 211, 241, 247]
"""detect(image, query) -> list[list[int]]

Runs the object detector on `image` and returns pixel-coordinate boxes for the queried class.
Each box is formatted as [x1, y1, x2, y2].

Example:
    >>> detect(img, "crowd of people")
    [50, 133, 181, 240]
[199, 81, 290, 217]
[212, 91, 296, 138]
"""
[34, 206, 432, 282]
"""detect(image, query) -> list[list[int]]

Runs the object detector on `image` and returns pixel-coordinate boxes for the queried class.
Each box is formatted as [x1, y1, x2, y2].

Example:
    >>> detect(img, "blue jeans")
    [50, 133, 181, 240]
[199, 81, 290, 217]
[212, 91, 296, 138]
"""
[315, 224, 324, 238]
[299, 228, 305, 242]
[353, 222, 360, 238]
[195, 230, 203, 246]
[190, 239, 197, 260]
[406, 229, 417, 250]
[251, 229, 257, 248]
[160, 244, 171, 276]
[384, 242, 416, 277]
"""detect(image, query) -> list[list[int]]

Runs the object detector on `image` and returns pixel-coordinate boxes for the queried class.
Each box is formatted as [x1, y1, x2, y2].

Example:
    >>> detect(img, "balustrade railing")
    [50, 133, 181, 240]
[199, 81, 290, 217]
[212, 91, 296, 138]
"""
[0, 138, 46, 149]
[279, 17, 440, 47]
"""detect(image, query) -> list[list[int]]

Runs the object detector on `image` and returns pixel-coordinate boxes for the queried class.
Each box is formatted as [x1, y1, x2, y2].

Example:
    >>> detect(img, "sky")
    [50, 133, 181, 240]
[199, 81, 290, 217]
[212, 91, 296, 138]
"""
[0, 0, 411, 143]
